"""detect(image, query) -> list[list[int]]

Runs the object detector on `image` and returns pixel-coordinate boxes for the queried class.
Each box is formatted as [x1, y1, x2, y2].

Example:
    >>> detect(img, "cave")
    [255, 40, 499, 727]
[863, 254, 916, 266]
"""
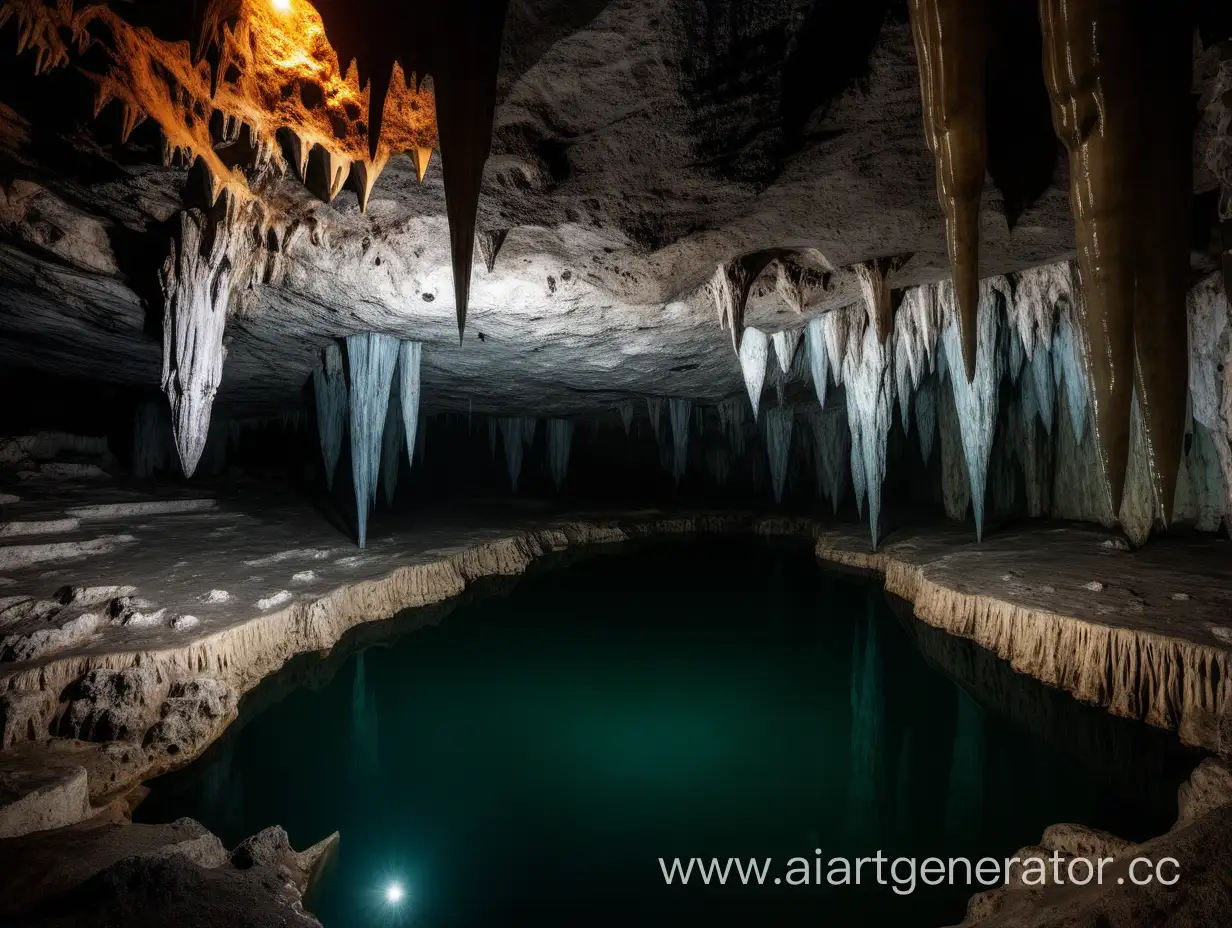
[0, 0, 1231, 925]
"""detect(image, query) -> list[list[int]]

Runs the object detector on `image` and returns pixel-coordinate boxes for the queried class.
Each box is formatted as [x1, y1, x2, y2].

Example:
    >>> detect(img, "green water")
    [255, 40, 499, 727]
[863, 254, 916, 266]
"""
[138, 537, 1198, 926]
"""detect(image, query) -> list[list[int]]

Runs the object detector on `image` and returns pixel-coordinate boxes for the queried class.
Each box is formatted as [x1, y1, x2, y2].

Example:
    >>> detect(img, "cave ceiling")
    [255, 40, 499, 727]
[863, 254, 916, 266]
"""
[0, 0, 1226, 418]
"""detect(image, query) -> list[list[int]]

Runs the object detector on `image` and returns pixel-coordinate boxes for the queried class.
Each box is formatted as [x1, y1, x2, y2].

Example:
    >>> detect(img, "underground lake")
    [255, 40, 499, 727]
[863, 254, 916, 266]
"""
[136, 536, 1202, 927]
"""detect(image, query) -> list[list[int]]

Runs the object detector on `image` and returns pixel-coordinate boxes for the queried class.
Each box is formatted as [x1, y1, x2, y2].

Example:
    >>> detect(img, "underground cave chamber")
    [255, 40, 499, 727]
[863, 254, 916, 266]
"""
[0, 0, 1231, 926]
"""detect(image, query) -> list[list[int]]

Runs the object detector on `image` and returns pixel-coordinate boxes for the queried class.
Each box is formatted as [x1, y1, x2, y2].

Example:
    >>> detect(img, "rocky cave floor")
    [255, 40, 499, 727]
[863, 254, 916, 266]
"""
[0, 455, 1231, 925]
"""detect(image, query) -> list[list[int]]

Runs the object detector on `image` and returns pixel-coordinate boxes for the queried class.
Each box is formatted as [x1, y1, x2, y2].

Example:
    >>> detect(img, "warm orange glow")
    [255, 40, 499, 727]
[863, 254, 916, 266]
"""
[3, 0, 439, 207]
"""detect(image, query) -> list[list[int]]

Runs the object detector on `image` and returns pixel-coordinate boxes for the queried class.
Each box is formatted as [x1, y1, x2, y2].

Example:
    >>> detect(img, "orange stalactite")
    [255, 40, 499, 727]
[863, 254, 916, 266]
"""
[0, 0, 439, 209]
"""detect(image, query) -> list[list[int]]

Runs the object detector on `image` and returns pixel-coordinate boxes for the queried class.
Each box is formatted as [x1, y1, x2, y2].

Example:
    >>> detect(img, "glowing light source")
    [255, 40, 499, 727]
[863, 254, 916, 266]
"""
[271, 0, 291, 11]
[385, 882, 405, 905]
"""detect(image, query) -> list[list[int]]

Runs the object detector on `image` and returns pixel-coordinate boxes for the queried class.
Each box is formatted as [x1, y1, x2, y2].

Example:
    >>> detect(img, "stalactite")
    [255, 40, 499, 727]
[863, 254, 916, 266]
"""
[915, 374, 937, 465]
[855, 258, 896, 344]
[841, 303, 893, 549]
[808, 402, 850, 513]
[706, 448, 732, 486]
[738, 327, 770, 421]
[908, 0, 988, 380]
[380, 381, 404, 507]
[546, 419, 574, 491]
[619, 401, 635, 436]
[1118, 391, 1157, 547]
[1187, 274, 1232, 525]
[479, 228, 509, 274]
[763, 406, 794, 504]
[805, 317, 830, 410]
[771, 328, 802, 376]
[498, 418, 525, 492]
[893, 284, 942, 436]
[1175, 416, 1227, 533]
[312, 341, 347, 490]
[718, 397, 748, 457]
[708, 253, 776, 353]
[937, 370, 971, 521]
[668, 399, 692, 484]
[646, 398, 663, 442]
[159, 208, 242, 478]
[1040, 0, 1152, 515]
[487, 418, 497, 459]
[941, 279, 1006, 541]
[1052, 297, 1091, 445]
[397, 341, 422, 469]
[345, 333, 399, 548]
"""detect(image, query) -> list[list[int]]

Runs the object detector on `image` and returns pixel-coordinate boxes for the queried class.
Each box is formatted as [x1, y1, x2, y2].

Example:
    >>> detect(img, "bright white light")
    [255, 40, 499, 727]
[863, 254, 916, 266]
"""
[385, 882, 405, 905]
[271, 0, 291, 11]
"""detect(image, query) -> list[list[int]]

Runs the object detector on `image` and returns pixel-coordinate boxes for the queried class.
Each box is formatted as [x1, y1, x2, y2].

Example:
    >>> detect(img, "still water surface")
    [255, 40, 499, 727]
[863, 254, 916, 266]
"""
[139, 537, 1198, 926]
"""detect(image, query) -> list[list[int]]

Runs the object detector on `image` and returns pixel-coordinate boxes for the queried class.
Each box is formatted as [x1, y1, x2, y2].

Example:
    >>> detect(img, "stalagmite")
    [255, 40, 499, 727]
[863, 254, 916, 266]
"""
[397, 341, 422, 469]
[763, 406, 794, 504]
[159, 208, 240, 478]
[909, 0, 988, 380]
[646, 398, 663, 441]
[345, 333, 400, 548]
[738, 327, 770, 420]
[312, 342, 347, 490]
[498, 418, 526, 492]
[380, 382, 404, 507]
[708, 252, 776, 352]
[805, 317, 830, 409]
[546, 419, 574, 491]
[808, 402, 850, 513]
[668, 399, 692, 484]
[619, 402, 634, 436]
[941, 280, 1005, 541]
[771, 328, 801, 376]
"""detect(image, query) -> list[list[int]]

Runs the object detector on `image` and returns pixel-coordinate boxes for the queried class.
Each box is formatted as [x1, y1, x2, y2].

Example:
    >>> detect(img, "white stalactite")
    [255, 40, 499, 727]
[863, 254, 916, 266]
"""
[805, 316, 830, 409]
[772, 328, 802, 375]
[841, 303, 894, 549]
[915, 374, 937, 464]
[312, 342, 347, 490]
[1052, 297, 1091, 442]
[547, 419, 574, 491]
[397, 341, 422, 469]
[763, 406, 794, 504]
[159, 209, 236, 478]
[668, 398, 692, 484]
[620, 401, 635, 436]
[893, 285, 942, 435]
[739, 327, 770, 420]
[718, 397, 747, 456]
[380, 382, 404, 507]
[808, 401, 850, 513]
[346, 333, 400, 548]
[941, 279, 1007, 542]
[499, 418, 527, 492]
[646, 398, 663, 441]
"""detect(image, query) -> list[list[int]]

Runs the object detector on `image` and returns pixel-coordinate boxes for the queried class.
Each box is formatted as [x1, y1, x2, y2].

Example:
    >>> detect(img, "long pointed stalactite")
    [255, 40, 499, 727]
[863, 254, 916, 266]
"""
[312, 0, 512, 339]
[1038, 0, 1139, 516]
[908, 0, 988, 382]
